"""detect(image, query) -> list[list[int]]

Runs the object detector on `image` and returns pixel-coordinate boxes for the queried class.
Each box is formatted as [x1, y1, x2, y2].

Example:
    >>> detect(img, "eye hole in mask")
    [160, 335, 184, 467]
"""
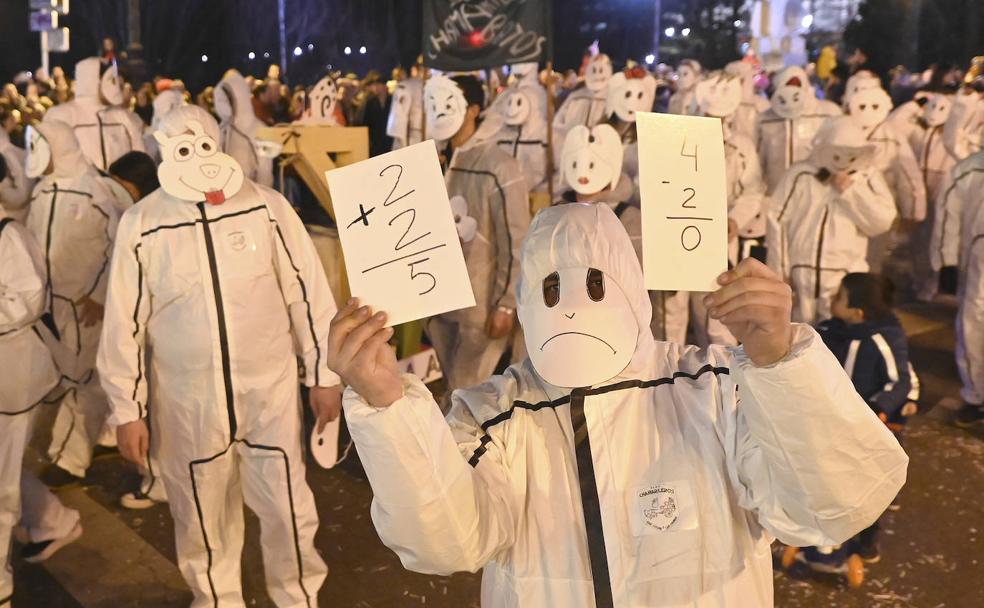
[543, 272, 560, 307]
[586, 268, 605, 302]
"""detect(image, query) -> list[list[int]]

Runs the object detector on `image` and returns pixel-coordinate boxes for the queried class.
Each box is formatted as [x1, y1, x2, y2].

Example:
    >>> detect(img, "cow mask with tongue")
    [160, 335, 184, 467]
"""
[154, 110, 244, 205]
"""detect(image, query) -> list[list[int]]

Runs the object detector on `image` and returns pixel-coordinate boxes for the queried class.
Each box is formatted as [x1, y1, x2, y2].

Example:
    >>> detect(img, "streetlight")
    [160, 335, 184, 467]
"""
[359, 46, 367, 54]
[664, 26, 675, 37]
[344, 46, 352, 55]
[201, 54, 208, 62]
[293, 46, 302, 57]
[248, 51, 255, 60]
[645, 54, 656, 65]
[681, 27, 691, 37]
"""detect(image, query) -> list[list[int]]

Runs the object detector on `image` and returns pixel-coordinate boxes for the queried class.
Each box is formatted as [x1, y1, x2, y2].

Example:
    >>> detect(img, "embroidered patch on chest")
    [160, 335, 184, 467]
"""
[226, 230, 251, 252]
[639, 484, 679, 531]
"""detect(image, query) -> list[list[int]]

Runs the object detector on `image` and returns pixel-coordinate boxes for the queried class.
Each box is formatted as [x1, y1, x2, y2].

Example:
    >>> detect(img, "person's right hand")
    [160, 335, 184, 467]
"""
[117, 419, 149, 466]
[831, 171, 854, 193]
[326, 299, 403, 408]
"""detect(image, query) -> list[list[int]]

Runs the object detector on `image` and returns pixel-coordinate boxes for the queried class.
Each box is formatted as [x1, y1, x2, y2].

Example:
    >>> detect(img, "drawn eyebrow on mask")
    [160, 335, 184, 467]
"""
[541, 332, 616, 354]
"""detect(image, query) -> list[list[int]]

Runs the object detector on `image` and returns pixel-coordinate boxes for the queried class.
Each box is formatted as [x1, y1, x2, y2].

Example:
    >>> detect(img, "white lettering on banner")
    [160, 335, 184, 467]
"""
[637, 112, 728, 292]
[426, 0, 547, 65]
[326, 140, 476, 327]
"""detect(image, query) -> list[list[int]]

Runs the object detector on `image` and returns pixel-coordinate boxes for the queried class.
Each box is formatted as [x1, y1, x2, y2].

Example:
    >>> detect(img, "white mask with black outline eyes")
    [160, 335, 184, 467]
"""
[585, 56, 613, 93]
[607, 73, 656, 123]
[923, 94, 952, 127]
[771, 83, 807, 119]
[25, 126, 51, 178]
[521, 266, 638, 388]
[100, 64, 123, 106]
[154, 119, 244, 204]
[424, 75, 468, 141]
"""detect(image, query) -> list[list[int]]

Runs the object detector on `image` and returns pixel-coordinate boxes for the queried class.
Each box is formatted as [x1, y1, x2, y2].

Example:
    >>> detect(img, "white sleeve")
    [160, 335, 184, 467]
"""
[835, 170, 897, 237]
[723, 324, 908, 547]
[0, 147, 34, 214]
[343, 375, 520, 575]
[890, 132, 927, 222]
[97, 209, 151, 426]
[0, 223, 46, 333]
[262, 189, 340, 387]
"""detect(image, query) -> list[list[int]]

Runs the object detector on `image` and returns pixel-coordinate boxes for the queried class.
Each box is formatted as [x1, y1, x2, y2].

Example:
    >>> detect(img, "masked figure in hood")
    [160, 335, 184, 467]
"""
[886, 90, 933, 142]
[668, 59, 703, 116]
[23, 120, 120, 483]
[767, 117, 897, 323]
[930, 148, 984, 427]
[44, 57, 145, 171]
[553, 54, 612, 151]
[387, 77, 424, 150]
[605, 68, 657, 207]
[422, 75, 531, 394]
[0, 216, 83, 602]
[495, 78, 549, 194]
[756, 66, 842, 193]
[215, 70, 274, 187]
[331, 202, 907, 608]
[97, 106, 338, 607]
[724, 60, 770, 141]
[942, 84, 984, 161]
[0, 119, 34, 223]
[145, 88, 186, 162]
[909, 94, 957, 300]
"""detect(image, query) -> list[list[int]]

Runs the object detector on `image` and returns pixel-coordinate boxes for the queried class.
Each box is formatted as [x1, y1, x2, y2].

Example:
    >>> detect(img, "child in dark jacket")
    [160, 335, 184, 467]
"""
[792, 273, 916, 572]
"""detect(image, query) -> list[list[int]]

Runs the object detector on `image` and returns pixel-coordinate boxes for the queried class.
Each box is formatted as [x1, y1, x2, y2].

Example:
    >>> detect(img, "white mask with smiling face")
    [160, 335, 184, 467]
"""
[584, 54, 613, 93]
[501, 88, 532, 126]
[522, 266, 637, 388]
[811, 116, 875, 174]
[25, 125, 51, 178]
[154, 119, 245, 205]
[424, 75, 468, 142]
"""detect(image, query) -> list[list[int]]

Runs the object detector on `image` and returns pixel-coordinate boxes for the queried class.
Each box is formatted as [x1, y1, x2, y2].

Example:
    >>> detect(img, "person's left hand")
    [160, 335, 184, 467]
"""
[310, 385, 343, 433]
[486, 308, 515, 339]
[704, 258, 793, 367]
[78, 295, 105, 327]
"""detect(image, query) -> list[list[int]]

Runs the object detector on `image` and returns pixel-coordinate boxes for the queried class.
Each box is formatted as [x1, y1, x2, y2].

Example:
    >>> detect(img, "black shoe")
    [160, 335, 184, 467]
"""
[39, 465, 83, 488]
[21, 522, 83, 563]
[954, 403, 984, 428]
[857, 545, 881, 564]
[92, 444, 119, 459]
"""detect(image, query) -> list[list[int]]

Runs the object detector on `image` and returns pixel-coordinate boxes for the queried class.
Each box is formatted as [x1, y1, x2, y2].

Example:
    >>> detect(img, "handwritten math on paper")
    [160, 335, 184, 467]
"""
[325, 140, 475, 326]
[637, 112, 728, 292]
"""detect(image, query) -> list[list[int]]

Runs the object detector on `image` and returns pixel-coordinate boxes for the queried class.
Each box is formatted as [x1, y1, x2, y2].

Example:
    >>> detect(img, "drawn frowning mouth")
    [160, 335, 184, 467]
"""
[540, 332, 616, 354]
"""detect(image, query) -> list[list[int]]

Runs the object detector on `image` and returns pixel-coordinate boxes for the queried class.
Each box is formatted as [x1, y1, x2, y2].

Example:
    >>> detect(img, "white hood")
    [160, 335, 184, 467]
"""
[34, 119, 90, 178]
[215, 70, 259, 132]
[74, 57, 102, 99]
[517, 203, 655, 387]
[151, 89, 186, 131]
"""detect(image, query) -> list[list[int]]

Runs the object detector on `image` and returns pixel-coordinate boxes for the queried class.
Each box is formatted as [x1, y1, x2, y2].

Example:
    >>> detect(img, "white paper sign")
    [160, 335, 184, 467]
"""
[637, 112, 728, 292]
[326, 140, 476, 326]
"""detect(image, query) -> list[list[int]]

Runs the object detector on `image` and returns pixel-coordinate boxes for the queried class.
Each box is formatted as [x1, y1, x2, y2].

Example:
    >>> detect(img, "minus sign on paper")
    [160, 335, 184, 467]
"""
[665, 216, 713, 221]
[362, 243, 448, 273]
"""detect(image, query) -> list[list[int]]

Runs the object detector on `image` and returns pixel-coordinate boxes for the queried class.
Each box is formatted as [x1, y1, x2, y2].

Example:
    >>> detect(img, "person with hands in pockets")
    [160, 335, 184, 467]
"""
[330, 203, 908, 608]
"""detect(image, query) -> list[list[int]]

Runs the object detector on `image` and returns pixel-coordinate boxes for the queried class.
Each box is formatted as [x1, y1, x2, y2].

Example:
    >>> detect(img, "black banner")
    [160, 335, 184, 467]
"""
[422, 0, 550, 71]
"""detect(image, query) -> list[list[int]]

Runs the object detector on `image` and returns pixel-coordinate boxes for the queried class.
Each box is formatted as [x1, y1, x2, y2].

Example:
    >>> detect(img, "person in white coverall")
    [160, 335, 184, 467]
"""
[23, 120, 120, 484]
[44, 57, 144, 171]
[667, 59, 702, 116]
[756, 66, 841, 193]
[331, 203, 908, 608]
[930, 148, 984, 427]
[0, 117, 34, 223]
[942, 84, 984, 162]
[553, 54, 612, 149]
[423, 75, 530, 393]
[0, 216, 82, 607]
[98, 106, 338, 607]
[724, 60, 769, 142]
[767, 116, 897, 324]
[215, 70, 274, 187]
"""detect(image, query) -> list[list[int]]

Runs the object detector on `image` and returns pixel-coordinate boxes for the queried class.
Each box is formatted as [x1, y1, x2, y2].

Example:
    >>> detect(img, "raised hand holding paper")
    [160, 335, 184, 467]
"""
[637, 112, 728, 292]
[326, 140, 475, 326]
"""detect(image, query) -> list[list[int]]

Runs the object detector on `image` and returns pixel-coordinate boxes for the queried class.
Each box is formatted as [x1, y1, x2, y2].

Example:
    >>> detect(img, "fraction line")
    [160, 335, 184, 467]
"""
[362, 243, 448, 273]
[665, 216, 713, 221]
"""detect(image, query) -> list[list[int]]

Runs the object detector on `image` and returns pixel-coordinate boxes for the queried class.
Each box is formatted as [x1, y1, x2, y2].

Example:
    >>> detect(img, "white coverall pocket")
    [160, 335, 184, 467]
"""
[627, 479, 701, 582]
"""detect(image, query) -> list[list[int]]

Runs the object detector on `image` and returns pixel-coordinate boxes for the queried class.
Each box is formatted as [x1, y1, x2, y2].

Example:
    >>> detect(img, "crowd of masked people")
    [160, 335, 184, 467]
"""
[0, 40, 982, 606]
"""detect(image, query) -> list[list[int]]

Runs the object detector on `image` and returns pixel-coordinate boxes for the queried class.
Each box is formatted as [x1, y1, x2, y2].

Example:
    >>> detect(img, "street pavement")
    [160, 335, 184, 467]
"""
[11, 298, 983, 607]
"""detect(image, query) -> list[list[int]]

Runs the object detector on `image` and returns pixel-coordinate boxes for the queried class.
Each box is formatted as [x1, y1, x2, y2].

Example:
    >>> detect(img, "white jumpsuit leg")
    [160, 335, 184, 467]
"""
[956, 243, 984, 405]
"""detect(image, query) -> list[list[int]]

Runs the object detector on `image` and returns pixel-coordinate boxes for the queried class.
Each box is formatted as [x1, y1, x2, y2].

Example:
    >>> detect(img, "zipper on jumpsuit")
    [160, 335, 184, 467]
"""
[569, 389, 616, 608]
[196, 202, 238, 441]
[814, 205, 830, 300]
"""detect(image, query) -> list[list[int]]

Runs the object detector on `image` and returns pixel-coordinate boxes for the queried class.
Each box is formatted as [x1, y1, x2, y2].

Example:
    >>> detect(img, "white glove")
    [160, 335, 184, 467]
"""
[450, 195, 477, 243]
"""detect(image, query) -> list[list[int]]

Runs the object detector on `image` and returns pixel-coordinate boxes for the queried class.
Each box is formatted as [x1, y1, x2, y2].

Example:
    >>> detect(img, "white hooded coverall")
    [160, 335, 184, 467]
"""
[344, 203, 907, 608]
[0, 217, 81, 604]
[767, 163, 896, 324]
[98, 108, 335, 606]
[25, 120, 120, 479]
[930, 151, 984, 405]
[216, 71, 274, 187]
[427, 124, 531, 392]
[44, 58, 145, 171]
[0, 130, 34, 223]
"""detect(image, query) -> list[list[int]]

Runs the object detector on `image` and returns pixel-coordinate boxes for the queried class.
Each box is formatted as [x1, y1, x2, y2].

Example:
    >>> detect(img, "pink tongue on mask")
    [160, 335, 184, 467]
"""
[205, 190, 226, 205]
